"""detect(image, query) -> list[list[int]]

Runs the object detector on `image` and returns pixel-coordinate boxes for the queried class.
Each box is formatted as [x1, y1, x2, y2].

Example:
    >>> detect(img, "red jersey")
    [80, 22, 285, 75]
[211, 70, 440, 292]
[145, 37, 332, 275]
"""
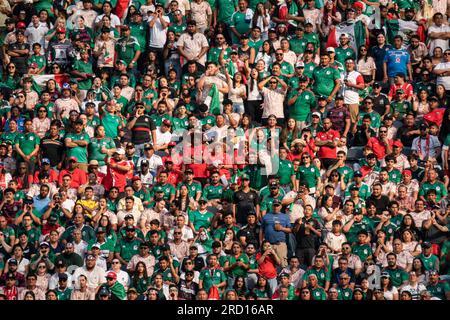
[388, 83, 413, 100]
[103, 158, 131, 192]
[255, 252, 277, 280]
[33, 169, 59, 184]
[167, 169, 183, 187]
[316, 129, 340, 159]
[184, 145, 208, 178]
[367, 137, 393, 160]
[1, 286, 18, 300]
[58, 169, 87, 188]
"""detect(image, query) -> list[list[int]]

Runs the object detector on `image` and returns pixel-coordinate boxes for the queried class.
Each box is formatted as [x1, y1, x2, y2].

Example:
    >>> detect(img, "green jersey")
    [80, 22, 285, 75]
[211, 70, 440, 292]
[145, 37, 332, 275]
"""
[288, 89, 316, 121]
[225, 253, 249, 277]
[297, 165, 320, 189]
[345, 218, 373, 244]
[151, 183, 176, 201]
[199, 268, 227, 293]
[260, 194, 285, 213]
[129, 22, 148, 49]
[172, 116, 189, 131]
[34, 102, 55, 118]
[203, 184, 224, 200]
[29, 54, 46, 69]
[352, 243, 373, 262]
[15, 132, 40, 161]
[0, 131, 19, 144]
[387, 169, 402, 184]
[101, 112, 123, 139]
[213, 225, 240, 241]
[358, 111, 381, 129]
[419, 181, 448, 202]
[384, 268, 408, 287]
[302, 268, 330, 288]
[72, 60, 93, 90]
[114, 237, 142, 262]
[64, 132, 90, 164]
[312, 65, 340, 97]
[390, 100, 412, 120]
[427, 281, 450, 300]
[88, 137, 115, 166]
[56, 288, 72, 301]
[289, 37, 308, 55]
[216, 0, 238, 24]
[207, 47, 231, 65]
[335, 47, 356, 65]
[336, 166, 354, 184]
[278, 159, 295, 185]
[337, 287, 353, 300]
[177, 181, 202, 199]
[188, 210, 214, 231]
[230, 10, 252, 43]
[115, 36, 141, 65]
[311, 287, 327, 300]
[418, 253, 439, 271]
[345, 183, 371, 200]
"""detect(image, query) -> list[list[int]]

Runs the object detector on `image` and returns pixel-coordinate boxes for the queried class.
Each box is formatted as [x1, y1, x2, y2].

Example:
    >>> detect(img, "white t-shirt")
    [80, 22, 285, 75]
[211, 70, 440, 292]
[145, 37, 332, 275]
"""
[148, 15, 170, 48]
[155, 128, 173, 146]
[428, 24, 450, 55]
[383, 286, 398, 300]
[325, 232, 347, 253]
[434, 61, 450, 90]
[343, 70, 364, 104]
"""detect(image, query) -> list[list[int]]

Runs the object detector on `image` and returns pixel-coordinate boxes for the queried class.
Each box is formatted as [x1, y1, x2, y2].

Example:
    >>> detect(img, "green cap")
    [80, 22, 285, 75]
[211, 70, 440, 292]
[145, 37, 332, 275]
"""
[117, 60, 128, 67]
[241, 174, 250, 180]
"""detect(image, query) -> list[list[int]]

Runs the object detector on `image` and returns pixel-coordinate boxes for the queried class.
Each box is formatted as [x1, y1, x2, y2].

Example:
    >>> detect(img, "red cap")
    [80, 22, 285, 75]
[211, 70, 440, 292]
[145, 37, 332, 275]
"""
[162, 119, 172, 127]
[353, 1, 364, 9]
[168, 141, 177, 147]
[131, 176, 141, 181]
[402, 170, 412, 176]
[393, 140, 403, 148]
[16, 21, 26, 29]
[56, 27, 66, 34]
[69, 156, 77, 162]
[106, 271, 117, 280]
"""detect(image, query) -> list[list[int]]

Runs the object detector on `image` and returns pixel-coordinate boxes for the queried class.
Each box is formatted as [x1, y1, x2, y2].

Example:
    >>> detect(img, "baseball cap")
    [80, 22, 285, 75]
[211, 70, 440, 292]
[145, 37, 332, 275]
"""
[340, 33, 349, 38]
[15, 29, 24, 35]
[298, 76, 309, 82]
[127, 287, 138, 294]
[354, 171, 363, 177]
[185, 168, 194, 174]
[106, 271, 117, 280]
[68, 156, 78, 162]
[91, 243, 101, 249]
[373, 81, 382, 87]
[131, 176, 141, 181]
[317, 95, 327, 101]
[420, 123, 429, 130]
[270, 181, 279, 189]
[162, 119, 172, 127]
[311, 111, 321, 118]
[86, 254, 96, 260]
[396, 89, 404, 94]
[121, 25, 130, 31]
[40, 241, 49, 247]
[402, 169, 412, 176]
[279, 272, 290, 278]
[326, 47, 335, 53]
[88, 160, 99, 166]
[114, 148, 125, 155]
[384, 114, 394, 120]
[422, 241, 432, 248]
[7, 258, 18, 265]
[393, 140, 403, 148]
[144, 143, 153, 150]
[55, 260, 66, 267]
[198, 198, 207, 204]
[56, 27, 66, 34]
[272, 199, 281, 206]
[381, 272, 390, 278]
[161, 244, 171, 251]
[296, 61, 305, 68]
[350, 185, 359, 191]
[96, 227, 106, 233]
[241, 173, 250, 180]
[353, 1, 364, 9]
[325, 183, 335, 189]
[58, 273, 68, 281]
[99, 286, 110, 296]
[16, 21, 26, 29]
[117, 59, 127, 66]
[124, 214, 134, 220]
[42, 158, 51, 164]
[125, 225, 136, 232]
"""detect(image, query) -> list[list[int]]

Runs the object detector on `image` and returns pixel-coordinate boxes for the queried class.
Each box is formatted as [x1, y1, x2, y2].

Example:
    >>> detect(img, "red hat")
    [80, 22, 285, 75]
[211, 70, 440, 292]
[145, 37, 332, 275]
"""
[353, 1, 364, 9]
[16, 21, 26, 29]
[402, 170, 412, 176]
[131, 176, 141, 181]
[106, 271, 117, 280]
[168, 141, 177, 147]
[393, 140, 403, 148]
[162, 119, 172, 127]
[68, 156, 77, 162]
[56, 27, 66, 34]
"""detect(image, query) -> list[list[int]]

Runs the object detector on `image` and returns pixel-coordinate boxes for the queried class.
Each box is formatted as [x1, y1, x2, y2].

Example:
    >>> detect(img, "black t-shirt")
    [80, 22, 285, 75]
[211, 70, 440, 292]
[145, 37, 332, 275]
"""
[396, 125, 419, 147]
[237, 224, 261, 248]
[233, 189, 259, 225]
[40, 137, 65, 167]
[294, 218, 321, 249]
[131, 115, 156, 145]
[178, 280, 199, 300]
[366, 195, 390, 215]
[8, 42, 30, 73]
[352, 126, 376, 146]
[370, 93, 389, 116]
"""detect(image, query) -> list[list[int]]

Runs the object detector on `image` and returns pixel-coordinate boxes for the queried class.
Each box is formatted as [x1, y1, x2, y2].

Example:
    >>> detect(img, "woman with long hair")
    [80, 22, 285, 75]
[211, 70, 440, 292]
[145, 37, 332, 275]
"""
[1, 63, 21, 90]
[13, 162, 33, 191]
[45, 78, 61, 102]
[252, 274, 271, 300]
[35, 262, 51, 293]
[326, 169, 346, 197]
[431, 47, 443, 66]
[318, 0, 341, 45]
[0, 163, 12, 190]
[280, 118, 300, 151]
[252, 3, 270, 40]
[162, 30, 181, 77]
[255, 41, 274, 68]
[232, 276, 249, 297]
[380, 273, 398, 300]
[412, 89, 430, 121]
[132, 261, 151, 298]
[411, 257, 427, 285]
[395, 213, 422, 240]
[435, 84, 450, 107]
[245, 68, 263, 122]
[225, 70, 246, 115]
[356, 45, 376, 86]
[401, 229, 422, 257]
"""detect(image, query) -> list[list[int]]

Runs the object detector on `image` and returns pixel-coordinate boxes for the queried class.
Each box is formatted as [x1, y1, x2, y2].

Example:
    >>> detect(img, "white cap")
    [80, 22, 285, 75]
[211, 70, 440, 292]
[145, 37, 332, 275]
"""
[115, 148, 125, 155]
[326, 47, 335, 53]
[340, 33, 349, 38]
[296, 61, 305, 68]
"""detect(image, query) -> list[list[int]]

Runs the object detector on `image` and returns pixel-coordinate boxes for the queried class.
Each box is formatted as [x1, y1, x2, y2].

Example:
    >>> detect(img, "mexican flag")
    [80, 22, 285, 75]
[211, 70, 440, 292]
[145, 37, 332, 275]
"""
[384, 19, 419, 45]
[326, 20, 366, 51]
[32, 74, 70, 89]
[204, 83, 221, 115]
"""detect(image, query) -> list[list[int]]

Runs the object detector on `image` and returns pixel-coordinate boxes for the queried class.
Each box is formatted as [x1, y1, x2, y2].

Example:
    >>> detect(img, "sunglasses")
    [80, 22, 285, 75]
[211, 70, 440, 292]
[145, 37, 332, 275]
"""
[8, 66, 15, 69]
[112, 261, 120, 264]
[174, 232, 182, 234]
[269, 81, 277, 84]
[379, 130, 387, 133]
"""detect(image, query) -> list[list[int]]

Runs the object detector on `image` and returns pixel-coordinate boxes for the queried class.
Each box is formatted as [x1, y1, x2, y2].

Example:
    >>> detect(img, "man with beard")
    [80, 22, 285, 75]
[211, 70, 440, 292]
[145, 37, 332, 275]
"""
[178, 20, 209, 73]
[315, 117, 340, 169]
